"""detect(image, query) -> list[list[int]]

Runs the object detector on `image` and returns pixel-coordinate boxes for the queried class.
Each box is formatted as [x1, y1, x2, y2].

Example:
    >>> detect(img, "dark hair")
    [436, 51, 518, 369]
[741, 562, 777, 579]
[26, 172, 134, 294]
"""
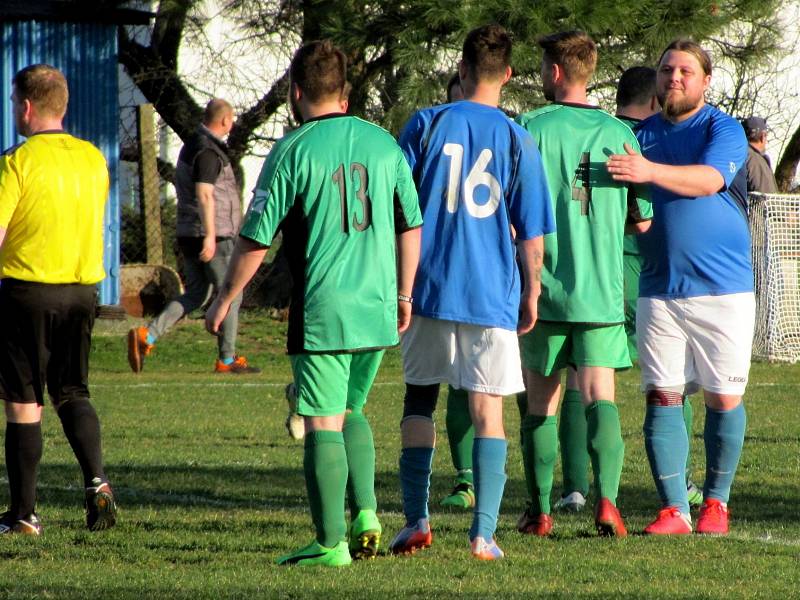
[12, 64, 69, 118]
[203, 98, 233, 125]
[616, 66, 657, 108]
[289, 40, 348, 102]
[462, 24, 512, 82]
[659, 39, 712, 76]
[538, 31, 597, 83]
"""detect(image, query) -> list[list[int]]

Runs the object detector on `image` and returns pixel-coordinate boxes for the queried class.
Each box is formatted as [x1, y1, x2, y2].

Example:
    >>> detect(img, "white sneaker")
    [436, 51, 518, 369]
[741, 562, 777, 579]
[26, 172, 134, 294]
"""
[554, 491, 587, 512]
[284, 383, 305, 440]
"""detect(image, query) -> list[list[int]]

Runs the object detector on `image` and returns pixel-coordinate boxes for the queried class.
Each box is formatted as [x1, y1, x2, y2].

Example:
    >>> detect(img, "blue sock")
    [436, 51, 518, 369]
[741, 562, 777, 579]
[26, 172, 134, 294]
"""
[703, 402, 746, 503]
[469, 437, 507, 541]
[399, 447, 434, 524]
[220, 356, 234, 365]
[643, 403, 689, 514]
[146, 332, 156, 345]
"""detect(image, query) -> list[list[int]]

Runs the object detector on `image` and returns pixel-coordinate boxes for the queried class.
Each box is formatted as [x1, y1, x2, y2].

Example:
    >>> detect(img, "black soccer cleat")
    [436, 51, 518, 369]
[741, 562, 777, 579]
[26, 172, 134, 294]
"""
[85, 481, 118, 531]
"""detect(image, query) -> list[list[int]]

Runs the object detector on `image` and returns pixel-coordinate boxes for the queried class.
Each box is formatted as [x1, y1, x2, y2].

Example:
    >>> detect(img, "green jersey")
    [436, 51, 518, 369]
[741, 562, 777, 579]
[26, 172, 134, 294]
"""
[616, 115, 643, 257]
[515, 104, 651, 323]
[241, 114, 422, 353]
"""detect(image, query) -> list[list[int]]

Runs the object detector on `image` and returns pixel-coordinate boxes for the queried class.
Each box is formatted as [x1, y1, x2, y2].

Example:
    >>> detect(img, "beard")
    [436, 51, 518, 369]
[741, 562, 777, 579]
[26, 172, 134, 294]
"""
[289, 95, 304, 125]
[542, 78, 556, 102]
[658, 88, 703, 119]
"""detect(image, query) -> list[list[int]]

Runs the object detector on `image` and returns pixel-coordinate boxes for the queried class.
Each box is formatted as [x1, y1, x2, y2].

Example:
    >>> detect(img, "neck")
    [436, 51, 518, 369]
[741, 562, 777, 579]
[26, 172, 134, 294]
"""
[27, 117, 63, 135]
[616, 104, 652, 121]
[462, 81, 502, 108]
[749, 141, 766, 153]
[302, 101, 346, 121]
[554, 84, 589, 105]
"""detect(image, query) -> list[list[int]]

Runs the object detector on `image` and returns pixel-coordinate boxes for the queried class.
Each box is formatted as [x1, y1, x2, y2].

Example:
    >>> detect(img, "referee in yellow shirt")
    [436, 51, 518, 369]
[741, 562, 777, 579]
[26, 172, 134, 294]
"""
[0, 64, 117, 535]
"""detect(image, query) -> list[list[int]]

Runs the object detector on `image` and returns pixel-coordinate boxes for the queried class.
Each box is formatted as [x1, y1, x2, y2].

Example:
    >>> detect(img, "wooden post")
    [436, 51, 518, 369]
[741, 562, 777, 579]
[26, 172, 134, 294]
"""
[137, 103, 164, 265]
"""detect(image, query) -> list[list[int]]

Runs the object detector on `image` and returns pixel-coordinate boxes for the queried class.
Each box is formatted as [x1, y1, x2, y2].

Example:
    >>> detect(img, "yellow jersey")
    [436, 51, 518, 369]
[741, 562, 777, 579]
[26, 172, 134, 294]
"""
[0, 132, 109, 284]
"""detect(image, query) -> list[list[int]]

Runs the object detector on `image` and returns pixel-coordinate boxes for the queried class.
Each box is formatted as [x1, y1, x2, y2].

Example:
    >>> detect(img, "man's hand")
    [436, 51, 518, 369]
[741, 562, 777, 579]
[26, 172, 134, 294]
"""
[397, 300, 412, 333]
[517, 290, 538, 336]
[199, 235, 216, 262]
[606, 142, 654, 184]
[205, 296, 231, 335]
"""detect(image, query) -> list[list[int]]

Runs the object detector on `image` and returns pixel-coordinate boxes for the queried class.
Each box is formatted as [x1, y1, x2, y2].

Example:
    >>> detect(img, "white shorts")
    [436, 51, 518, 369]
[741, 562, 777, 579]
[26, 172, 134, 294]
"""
[637, 293, 755, 396]
[401, 316, 525, 396]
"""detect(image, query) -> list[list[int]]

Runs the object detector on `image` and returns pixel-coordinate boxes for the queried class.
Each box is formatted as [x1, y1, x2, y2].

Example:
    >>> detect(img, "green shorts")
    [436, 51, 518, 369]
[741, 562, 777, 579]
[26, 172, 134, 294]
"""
[519, 321, 631, 376]
[290, 350, 385, 417]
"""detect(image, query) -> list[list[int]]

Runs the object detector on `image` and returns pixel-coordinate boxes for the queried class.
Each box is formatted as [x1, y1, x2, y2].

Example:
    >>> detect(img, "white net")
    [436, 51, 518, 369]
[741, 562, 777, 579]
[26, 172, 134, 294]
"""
[749, 192, 800, 362]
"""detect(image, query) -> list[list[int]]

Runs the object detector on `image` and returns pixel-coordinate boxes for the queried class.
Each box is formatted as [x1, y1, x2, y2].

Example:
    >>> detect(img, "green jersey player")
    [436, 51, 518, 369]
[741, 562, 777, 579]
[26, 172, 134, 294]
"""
[205, 40, 422, 567]
[514, 31, 652, 538]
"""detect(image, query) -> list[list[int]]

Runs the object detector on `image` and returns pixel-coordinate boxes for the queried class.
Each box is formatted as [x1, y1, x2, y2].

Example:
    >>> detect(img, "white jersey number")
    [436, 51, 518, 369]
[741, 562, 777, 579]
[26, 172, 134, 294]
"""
[442, 143, 502, 218]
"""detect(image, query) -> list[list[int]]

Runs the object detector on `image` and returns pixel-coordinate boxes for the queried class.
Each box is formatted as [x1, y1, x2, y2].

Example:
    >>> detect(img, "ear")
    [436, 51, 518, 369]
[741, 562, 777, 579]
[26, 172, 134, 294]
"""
[551, 62, 562, 84]
[458, 60, 467, 83]
[650, 95, 660, 112]
[501, 65, 512, 85]
[702, 73, 711, 92]
[339, 98, 349, 112]
[21, 98, 33, 121]
[291, 82, 302, 102]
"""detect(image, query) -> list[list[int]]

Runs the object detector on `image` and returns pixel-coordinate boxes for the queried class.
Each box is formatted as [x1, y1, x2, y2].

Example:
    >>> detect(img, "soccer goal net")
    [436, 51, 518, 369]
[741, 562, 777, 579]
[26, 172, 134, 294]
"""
[749, 192, 800, 363]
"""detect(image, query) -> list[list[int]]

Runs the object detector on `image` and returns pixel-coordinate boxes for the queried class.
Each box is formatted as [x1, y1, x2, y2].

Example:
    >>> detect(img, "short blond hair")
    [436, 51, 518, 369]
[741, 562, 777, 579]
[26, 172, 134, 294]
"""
[538, 31, 597, 84]
[13, 64, 69, 118]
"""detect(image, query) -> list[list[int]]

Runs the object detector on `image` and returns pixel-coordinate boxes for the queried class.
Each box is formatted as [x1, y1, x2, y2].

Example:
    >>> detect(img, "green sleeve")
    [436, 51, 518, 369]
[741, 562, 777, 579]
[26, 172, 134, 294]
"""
[240, 157, 296, 246]
[625, 134, 653, 221]
[394, 152, 422, 232]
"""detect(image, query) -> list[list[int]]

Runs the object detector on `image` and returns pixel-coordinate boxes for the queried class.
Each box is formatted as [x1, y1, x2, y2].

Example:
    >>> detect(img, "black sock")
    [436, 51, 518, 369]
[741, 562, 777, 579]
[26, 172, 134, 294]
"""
[57, 398, 106, 487]
[5, 422, 43, 518]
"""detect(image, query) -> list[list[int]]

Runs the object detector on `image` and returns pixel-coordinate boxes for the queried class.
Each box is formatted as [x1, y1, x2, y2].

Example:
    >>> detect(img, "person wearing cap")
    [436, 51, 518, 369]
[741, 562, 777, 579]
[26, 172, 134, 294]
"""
[742, 116, 778, 194]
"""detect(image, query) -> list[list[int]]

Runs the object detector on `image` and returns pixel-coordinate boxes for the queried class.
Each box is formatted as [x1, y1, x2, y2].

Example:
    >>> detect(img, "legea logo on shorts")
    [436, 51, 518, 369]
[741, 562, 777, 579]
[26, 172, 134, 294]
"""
[728, 376, 747, 383]
[729, 162, 736, 173]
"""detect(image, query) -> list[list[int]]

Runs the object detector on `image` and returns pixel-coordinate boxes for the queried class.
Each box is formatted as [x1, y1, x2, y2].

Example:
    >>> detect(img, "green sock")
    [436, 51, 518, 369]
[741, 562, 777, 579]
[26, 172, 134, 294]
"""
[343, 412, 377, 516]
[515, 392, 532, 497]
[521, 414, 558, 514]
[304, 430, 348, 547]
[682, 395, 693, 477]
[559, 390, 590, 496]
[586, 401, 625, 505]
[445, 386, 474, 485]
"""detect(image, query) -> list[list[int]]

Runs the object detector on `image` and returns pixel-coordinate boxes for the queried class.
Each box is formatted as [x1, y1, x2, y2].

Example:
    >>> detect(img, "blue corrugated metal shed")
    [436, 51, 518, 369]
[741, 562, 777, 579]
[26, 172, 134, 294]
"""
[0, 3, 151, 306]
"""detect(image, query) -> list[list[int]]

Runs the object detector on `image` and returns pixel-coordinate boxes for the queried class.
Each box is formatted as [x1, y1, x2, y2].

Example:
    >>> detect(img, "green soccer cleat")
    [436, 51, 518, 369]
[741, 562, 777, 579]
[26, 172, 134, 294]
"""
[687, 480, 704, 508]
[440, 481, 475, 509]
[277, 540, 352, 567]
[348, 509, 382, 560]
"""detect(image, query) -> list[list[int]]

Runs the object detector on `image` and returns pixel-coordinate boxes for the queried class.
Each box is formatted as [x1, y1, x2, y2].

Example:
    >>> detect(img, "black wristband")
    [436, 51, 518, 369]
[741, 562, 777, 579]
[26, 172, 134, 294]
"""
[398, 293, 413, 304]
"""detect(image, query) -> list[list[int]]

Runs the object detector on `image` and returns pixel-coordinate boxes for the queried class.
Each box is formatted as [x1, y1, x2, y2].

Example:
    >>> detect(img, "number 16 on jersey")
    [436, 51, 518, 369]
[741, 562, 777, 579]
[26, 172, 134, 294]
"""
[443, 143, 502, 219]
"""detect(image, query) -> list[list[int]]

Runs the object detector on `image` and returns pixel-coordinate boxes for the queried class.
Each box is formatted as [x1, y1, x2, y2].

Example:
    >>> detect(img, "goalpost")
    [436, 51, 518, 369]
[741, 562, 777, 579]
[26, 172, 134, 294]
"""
[749, 192, 800, 363]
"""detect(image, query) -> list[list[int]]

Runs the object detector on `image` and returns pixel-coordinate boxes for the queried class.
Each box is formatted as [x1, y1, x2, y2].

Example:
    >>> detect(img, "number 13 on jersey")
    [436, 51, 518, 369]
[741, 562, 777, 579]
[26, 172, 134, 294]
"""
[443, 143, 502, 218]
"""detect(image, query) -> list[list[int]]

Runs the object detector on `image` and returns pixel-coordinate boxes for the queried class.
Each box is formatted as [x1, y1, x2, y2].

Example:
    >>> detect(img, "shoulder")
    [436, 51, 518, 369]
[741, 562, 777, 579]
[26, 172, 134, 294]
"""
[515, 104, 561, 128]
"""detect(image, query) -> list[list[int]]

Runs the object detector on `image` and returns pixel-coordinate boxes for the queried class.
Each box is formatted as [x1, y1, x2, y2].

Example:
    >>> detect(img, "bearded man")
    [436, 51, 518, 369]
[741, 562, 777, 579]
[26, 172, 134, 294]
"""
[606, 39, 752, 536]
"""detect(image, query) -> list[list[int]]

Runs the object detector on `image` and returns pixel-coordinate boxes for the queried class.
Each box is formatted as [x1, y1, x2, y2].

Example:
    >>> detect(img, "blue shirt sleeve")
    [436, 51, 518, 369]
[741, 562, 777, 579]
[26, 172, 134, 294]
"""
[507, 129, 555, 241]
[398, 111, 427, 178]
[699, 112, 748, 189]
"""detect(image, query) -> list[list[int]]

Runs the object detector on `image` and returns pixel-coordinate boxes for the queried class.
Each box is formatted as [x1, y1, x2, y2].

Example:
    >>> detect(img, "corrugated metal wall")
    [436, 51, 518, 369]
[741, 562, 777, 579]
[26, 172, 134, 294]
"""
[0, 20, 121, 305]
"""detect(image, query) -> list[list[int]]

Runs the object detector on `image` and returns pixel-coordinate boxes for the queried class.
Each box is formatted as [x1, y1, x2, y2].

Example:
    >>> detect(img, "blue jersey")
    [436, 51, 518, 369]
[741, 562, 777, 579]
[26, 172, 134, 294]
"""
[399, 101, 555, 330]
[636, 104, 751, 299]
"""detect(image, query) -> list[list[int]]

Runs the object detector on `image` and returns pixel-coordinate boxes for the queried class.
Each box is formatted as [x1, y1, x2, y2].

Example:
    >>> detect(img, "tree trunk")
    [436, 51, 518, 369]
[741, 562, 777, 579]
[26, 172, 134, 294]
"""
[775, 126, 800, 192]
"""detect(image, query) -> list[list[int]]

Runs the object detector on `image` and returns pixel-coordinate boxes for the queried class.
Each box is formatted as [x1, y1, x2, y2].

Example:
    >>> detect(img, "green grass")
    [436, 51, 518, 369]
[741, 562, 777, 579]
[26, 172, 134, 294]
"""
[1, 311, 799, 599]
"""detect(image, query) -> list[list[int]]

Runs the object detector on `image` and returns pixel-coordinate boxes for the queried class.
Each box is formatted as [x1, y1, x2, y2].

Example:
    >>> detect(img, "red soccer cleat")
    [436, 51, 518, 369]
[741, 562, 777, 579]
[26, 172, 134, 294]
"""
[594, 498, 627, 537]
[643, 507, 692, 535]
[517, 509, 553, 537]
[696, 498, 729, 535]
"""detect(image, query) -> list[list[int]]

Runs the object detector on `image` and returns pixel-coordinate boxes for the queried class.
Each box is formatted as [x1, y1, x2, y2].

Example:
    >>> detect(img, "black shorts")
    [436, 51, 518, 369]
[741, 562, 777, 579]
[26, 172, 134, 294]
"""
[0, 279, 96, 406]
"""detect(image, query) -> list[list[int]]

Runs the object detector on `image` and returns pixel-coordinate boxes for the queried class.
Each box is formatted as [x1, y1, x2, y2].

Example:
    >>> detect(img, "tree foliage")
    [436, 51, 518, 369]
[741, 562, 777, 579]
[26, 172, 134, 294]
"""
[119, 0, 785, 166]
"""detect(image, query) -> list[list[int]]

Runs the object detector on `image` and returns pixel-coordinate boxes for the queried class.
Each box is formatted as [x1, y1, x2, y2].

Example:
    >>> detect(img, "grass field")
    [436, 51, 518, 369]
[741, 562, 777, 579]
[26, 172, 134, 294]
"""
[1, 310, 799, 599]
